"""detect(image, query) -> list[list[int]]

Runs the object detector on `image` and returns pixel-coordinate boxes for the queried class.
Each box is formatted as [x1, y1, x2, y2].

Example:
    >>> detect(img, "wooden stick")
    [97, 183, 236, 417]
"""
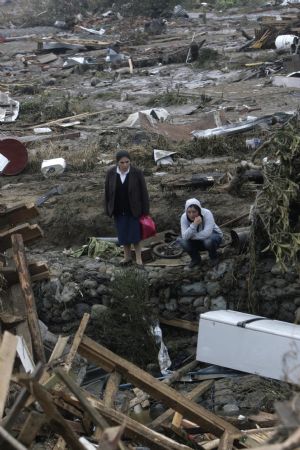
[150, 380, 213, 429]
[18, 411, 47, 446]
[11, 234, 46, 363]
[1, 362, 43, 431]
[0, 332, 18, 418]
[0, 426, 27, 450]
[64, 313, 90, 372]
[49, 335, 70, 363]
[20, 377, 85, 450]
[104, 371, 122, 409]
[31, 110, 113, 129]
[79, 336, 237, 437]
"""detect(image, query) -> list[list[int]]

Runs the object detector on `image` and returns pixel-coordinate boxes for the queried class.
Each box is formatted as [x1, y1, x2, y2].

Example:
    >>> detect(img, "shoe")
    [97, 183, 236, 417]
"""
[188, 259, 201, 269]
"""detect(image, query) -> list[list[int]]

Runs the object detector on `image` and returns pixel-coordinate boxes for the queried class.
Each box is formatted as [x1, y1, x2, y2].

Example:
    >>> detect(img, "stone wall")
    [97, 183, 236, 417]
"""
[32, 250, 300, 334]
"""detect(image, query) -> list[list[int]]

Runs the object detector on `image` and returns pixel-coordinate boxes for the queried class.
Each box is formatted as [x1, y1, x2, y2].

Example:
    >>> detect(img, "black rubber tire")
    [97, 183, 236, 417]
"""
[152, 243, 183, 259]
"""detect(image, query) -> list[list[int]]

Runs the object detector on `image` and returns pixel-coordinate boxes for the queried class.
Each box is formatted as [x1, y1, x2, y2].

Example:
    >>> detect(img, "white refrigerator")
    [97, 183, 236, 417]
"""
[196, 310, 300, 384]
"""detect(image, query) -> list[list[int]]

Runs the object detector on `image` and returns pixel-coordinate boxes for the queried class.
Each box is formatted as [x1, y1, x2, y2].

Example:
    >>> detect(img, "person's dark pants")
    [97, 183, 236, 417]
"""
[178, 233, 222, 262]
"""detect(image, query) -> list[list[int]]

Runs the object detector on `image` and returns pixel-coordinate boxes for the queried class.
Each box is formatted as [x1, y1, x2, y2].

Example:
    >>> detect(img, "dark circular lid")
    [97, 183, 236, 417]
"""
[0, 138, 28, 176]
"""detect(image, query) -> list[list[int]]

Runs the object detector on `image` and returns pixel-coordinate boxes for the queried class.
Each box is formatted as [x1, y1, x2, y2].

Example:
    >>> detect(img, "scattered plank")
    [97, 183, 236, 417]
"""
[64, 313, 90, 372]
[1, 262, 49, 286]
[19, 377, 86, 450]
[18, 411, 47, 446]
[150, 380, 214, 429]
[159, 317, 199, 333]
[0, 332, 18, 418]
[103, 371, 122, 409]
[11, 233, 46, 363]
[78, 336, 238, 437]
[0, 426, 27, 450]
[0, 203, 39, 230]
[61, 389, 193, 450]
[0, 223, 43, 251]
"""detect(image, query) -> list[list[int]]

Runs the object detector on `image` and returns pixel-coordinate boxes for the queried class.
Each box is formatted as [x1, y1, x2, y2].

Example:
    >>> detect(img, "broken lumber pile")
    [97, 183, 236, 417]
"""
[0, 303, 282, 450]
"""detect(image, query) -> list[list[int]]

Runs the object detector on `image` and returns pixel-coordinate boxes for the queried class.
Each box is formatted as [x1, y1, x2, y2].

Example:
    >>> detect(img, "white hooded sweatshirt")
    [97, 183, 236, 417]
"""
[180, 198, 223, 241]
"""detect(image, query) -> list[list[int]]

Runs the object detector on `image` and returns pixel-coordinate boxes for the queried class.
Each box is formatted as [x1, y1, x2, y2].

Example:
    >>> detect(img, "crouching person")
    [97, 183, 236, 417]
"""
[178, 198, 223, 268]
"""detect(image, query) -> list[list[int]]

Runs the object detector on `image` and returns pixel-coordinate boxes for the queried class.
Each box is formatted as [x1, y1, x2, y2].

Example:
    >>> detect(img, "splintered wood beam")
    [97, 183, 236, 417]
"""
[218, 431, 234, 450]
[78, 336, 238, 437]
[1, 362, 43, 433]
[55, 368, 109, 431]
[19, 377, 85, 450]
[57, 390, 192, 450]
[0, 223, 43, 251]
[11, 234, 46, 363]
[103, 371, 122, 409]
[163, 360, 197, 386]
[0, 426, 27, 450]
[150, 380, 214, 430]
[18, 412, 47, 446]
[1, 262, 49, 286]
[159, 318, 199, 333]
[64, 313, 90, 372]
[48, 336, 70, 363]
[0, 332, 18, 419]
[0, 203, 39, 230]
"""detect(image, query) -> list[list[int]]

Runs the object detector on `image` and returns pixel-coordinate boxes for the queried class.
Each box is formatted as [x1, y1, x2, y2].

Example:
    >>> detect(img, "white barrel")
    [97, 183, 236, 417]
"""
[41, 158, 66, 177]
[275, 34, 298, 51]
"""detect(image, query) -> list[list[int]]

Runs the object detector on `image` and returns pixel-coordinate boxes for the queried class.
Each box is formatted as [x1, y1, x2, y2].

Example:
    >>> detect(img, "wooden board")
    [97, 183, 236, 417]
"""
[0, 332, 18, 418]
[1, 261, 49, 286]
[78, 336, 238, 437]
[0, 203, 39, 230]
[0, 223, 43, 251]
[159, 317, 199, 333]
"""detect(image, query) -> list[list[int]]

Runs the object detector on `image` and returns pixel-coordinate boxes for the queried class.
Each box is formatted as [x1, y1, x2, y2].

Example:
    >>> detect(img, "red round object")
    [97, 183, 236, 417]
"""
[0, 139, 28, 176]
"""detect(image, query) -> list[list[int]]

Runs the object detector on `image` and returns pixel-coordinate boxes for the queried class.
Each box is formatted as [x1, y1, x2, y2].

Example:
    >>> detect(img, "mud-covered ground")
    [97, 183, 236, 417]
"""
[2, 1, 298, 249]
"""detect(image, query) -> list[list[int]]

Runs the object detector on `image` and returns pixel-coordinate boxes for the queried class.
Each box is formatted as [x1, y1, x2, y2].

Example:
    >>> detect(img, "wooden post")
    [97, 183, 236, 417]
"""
[0, 332, 18, 419]
[11, 234, 46, 363]
[0, 426, 27, 450]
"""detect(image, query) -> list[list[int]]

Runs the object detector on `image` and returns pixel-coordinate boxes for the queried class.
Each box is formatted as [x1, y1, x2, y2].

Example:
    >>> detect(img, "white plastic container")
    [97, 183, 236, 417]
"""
[0, 153, 9, 172]
[275, 34, 298, 52]
[41, 158, 66, 177]
[197, 310, 300, 384]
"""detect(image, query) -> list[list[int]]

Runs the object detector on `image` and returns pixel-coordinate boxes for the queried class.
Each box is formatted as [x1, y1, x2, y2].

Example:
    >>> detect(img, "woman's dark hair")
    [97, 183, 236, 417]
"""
[116, 150, 130, 162]
[186, 204, 201, 222]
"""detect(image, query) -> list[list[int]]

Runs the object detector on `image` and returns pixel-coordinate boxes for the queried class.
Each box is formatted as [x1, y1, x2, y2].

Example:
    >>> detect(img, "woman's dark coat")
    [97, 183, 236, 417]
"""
[105, 166, 149, 218]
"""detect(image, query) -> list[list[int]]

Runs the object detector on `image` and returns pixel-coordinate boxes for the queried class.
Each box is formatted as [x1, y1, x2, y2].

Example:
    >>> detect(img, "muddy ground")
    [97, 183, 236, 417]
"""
[1, 1, 300, 446]
[2, 2, 298, 247]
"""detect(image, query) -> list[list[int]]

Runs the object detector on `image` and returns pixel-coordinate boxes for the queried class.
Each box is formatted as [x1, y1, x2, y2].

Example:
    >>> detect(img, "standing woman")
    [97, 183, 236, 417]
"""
[105, 150, 149, 266]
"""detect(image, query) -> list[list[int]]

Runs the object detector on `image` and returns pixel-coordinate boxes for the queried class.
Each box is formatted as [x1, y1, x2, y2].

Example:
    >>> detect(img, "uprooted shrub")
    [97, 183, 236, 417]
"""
[93, 268, 158, 368]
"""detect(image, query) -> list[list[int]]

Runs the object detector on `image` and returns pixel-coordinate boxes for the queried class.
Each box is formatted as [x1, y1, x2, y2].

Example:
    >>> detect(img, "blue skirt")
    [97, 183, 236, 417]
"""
[115, 214, 141, 245]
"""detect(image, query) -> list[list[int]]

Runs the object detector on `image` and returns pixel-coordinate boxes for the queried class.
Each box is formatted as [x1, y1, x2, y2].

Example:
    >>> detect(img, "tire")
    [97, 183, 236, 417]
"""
[152, 242, 183, 259]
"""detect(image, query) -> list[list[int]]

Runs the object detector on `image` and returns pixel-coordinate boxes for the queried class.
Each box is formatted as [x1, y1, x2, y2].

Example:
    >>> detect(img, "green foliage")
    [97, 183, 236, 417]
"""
[253, 118, 300, 272]
[94, 268, 158, 368]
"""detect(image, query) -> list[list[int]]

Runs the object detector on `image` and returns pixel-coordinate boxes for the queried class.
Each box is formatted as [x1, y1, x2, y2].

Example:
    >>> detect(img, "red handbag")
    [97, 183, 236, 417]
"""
[139, 215, 156, 240]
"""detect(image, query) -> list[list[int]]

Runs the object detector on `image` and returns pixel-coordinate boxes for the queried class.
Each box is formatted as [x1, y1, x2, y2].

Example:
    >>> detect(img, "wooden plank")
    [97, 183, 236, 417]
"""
[19, 131, 81, 144]
[0, 203, 39, 230]
[0, 426, 27, 450]
[49, 335, 69, 363]
[0, 224, 43, 251]
[18, 411, 47, 446]
[150, 380, 214, 429]
[103, 371, 122, 408]
[53, 436, 66, 450]
[1, 362, 44, 433]
[0, 332, 17, 418]
[57, 388, 193, 450]
[218, 431, 234, 450]
[78, 336, 238, 437]
[1, 262, 49, 286]
[64, 313, 90, 372]
[19, 377, 86, 450]
[159, 318, 199, 333]
[11, 234, 46, 363]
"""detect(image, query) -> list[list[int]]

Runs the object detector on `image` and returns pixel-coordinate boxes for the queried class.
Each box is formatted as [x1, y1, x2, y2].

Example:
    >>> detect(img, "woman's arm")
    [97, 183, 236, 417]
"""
[181, 214, 198, 240]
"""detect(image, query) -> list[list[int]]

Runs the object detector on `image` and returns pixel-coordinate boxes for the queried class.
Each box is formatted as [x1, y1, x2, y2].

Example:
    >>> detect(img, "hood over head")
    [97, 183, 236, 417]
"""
[185, 198, 201, 212]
